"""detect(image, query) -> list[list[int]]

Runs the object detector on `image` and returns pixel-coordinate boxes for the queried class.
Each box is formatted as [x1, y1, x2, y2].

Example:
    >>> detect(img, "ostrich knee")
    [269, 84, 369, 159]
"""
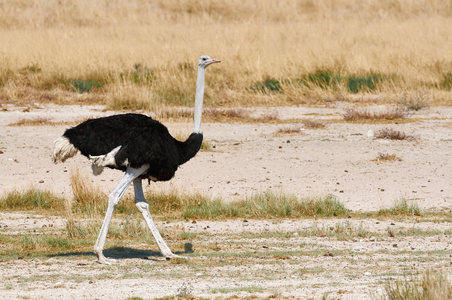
[135, 201, 149, 212]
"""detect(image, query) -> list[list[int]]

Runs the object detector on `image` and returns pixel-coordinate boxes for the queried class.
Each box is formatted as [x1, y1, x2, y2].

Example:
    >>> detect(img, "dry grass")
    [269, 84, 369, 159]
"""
[375, 128, 417, 141]
[1, 0, 452, 107]
[372, 152, 402, 162]
[69, 168, 107, 212]
[303, 120, 327, 129]
[378, 198, 422, 217]
[0, 187, 65, 211]
[343, 107, 409, 123]
[8, 117, 53, 126]
[204, 108, 279, 123]
[7, 117, 81, 126]
[277, 126, 304, 135]
[382, 268, 452, 300]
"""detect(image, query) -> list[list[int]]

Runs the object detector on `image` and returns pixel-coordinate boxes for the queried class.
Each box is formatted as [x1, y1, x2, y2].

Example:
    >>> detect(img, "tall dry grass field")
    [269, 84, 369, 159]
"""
[0, 0, 451, 107]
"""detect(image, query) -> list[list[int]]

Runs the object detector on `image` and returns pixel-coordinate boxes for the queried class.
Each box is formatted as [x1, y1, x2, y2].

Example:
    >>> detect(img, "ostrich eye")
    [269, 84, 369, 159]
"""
[202, 57, 207, 61]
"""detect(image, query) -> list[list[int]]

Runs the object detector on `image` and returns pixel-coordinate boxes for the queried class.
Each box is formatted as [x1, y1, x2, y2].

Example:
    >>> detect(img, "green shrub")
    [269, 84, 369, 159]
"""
[347, 73, 382, 93]
[441, 73, 452, 90]
[299, 70, 341, 89]
[68, 79, 104, 93]
[249, 78, 282, 93]
[120, 63, 154, 84]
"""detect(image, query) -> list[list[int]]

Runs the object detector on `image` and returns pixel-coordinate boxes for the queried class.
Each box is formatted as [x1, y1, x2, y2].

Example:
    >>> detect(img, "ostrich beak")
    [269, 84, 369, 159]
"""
[208, 59, 221, 64]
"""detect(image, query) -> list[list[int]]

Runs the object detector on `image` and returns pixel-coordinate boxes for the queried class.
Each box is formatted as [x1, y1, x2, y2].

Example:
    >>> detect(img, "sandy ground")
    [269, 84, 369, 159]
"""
[1, 103, 451, 211]
[0, 104, 451, 299]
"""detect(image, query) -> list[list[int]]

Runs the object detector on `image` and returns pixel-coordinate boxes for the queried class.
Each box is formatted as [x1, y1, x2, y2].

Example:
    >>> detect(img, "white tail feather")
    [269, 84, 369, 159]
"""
[52, 136, 78, 164]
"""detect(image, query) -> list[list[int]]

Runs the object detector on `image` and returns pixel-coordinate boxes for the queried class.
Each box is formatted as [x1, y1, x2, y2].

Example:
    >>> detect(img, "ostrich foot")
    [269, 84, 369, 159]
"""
[164, 253, 189, 261]
[95, 251, 118, 265]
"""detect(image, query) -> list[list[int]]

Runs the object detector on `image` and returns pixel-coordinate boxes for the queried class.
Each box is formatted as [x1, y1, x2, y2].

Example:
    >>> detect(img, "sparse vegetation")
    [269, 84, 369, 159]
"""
[441, 73, 452, 90]
[373, 152, 402, 162]
[8, 117, 52, 126]
[303, 119, 326, 129]
[343, 107, 409, 123]
[378, 198, 422, 217]
[0, 185, 450, 299]
[277, 126, 303, 134]
[346, 73, 383, 93]
[308, 220, 370, 239]
[68, 79, 104, 93]
[0, 185, 346, 220]
[0, 188, 65, 210]
[298, 70, 340, 90]
[398, 93, 430, 111]
[182, 192, 348, 220]
[69, 168, 108, 214]
[8, 117, 80, 127]
[375, 128, 417, 141]
[204, 107, 251, 121]
[382, 268, 452, 300]
[250, 78, 282, 93]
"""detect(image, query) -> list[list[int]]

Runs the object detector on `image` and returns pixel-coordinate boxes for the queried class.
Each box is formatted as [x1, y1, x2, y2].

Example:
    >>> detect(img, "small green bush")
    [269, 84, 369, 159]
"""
[441, 73, 452, 90]
[120, 63, 154, 84]
[297, 71, 382, 93]
[249, 78, 282, 93]
[299, 70, 341, 89]
[68, 79, 104, 93]
[347, 73, 382, 93]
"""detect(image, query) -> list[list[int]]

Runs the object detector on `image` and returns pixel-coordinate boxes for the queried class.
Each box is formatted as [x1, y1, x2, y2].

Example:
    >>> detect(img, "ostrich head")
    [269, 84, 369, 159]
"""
[198, 55, 221, 68]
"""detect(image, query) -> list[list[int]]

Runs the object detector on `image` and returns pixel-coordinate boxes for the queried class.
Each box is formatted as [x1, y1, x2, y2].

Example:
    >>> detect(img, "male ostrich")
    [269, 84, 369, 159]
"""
[52, 55, 220, 264]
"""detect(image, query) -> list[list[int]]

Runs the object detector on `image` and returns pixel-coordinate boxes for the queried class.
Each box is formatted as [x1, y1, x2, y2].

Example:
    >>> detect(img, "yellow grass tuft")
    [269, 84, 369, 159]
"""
[69, 167, 110, 215]
[343, 107, 409, 123]
[372, 152, 402, 162]
[383, 268, 452, 300]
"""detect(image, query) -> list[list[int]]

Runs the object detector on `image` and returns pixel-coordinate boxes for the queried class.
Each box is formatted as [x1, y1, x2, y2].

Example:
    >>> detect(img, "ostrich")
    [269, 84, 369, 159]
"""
[52, 55, 220, 264]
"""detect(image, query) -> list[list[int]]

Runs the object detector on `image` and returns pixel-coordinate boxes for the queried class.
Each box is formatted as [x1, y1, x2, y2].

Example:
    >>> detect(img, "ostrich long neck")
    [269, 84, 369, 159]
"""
[193, 64, 205, 133]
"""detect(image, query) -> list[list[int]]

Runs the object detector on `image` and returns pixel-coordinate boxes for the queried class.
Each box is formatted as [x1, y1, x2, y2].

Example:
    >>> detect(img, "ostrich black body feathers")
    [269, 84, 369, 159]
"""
[63, 113, 203, 181]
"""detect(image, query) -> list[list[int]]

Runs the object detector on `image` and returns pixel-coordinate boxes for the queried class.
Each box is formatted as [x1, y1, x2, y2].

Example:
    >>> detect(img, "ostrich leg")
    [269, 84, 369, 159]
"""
[133, 178, 182, 259]
[94, 165, 149, 264]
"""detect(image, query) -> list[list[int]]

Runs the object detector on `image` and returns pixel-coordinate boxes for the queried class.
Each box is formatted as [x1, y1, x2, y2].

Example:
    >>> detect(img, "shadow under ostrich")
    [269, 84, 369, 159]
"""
[52, 55, 220, 264]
